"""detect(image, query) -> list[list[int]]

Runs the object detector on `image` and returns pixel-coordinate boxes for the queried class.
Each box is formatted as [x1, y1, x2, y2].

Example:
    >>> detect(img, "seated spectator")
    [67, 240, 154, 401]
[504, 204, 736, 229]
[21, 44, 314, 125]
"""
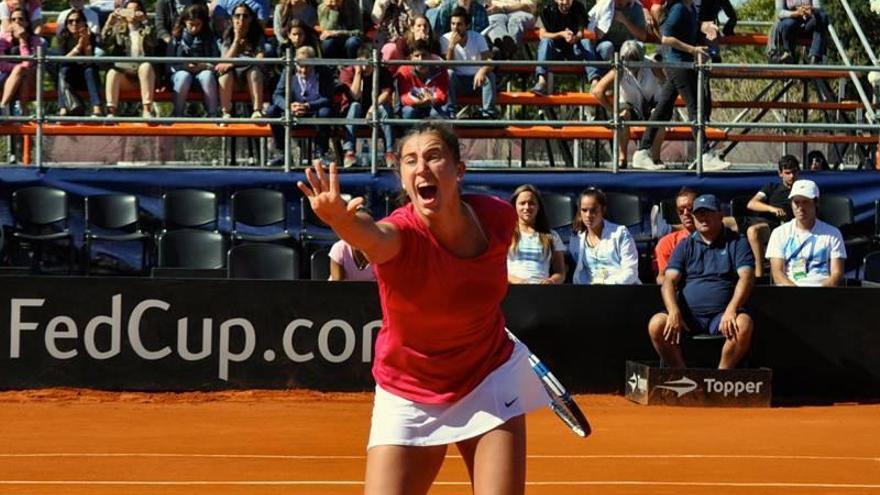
[484, 0, 535, 60]
[372, 0, 425, 61]
[168, 3, 219, 117]
[807, 149, 830, 171]
[507, 184, 566, 284]
[396, 39, 449, 119]
[591, 40, 663, 168]
[268, 45, 333, 164]
[647, 194, 755, 369]
[216, 3, 265, 120]
[745, 154, 799, 278]
[530, 0, 589, 96]
[697, 0, 736, 62]
[654, 187, 698, 284]
[56, 8, 102, 117]
[0, 0, 41, 36]
[384, 14, 440, 62]
[569, 187, 640, 285]
[776, 0, 827, 64]
[440, 6, 496, 119]
[56, 0, 100, 39]
[329, 239, 376, 281]
[767, 179, 846, 287]
[317, 0, 363, 60]
[640, 0, 662, 39]
[586, 0, 647, 86]
[277, 18, 318, 56]
[337, 45, 395, 167]
[0, 6, 38, 115]
[156, 0, 206, 51]
[210, 0, 269, 36]
[274, 0, 317, 46]
[430, 0, 487, 39]
[102, 0, 158, 118]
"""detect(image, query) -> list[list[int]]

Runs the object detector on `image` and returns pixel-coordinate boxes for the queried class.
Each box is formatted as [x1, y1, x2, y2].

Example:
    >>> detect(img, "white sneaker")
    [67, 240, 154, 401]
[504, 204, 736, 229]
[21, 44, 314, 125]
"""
[702, 151, 731, 171]
[632, 149, 666, 170]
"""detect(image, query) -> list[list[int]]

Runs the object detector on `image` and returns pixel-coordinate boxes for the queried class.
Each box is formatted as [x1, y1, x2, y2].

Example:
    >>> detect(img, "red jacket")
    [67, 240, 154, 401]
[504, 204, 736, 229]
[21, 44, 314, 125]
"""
[395, 63, 449, 107]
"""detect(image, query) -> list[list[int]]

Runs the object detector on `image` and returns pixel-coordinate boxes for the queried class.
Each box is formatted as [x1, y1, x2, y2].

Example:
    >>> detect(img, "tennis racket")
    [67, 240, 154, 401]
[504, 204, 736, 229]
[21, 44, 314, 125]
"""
[506, 330, 591, 438]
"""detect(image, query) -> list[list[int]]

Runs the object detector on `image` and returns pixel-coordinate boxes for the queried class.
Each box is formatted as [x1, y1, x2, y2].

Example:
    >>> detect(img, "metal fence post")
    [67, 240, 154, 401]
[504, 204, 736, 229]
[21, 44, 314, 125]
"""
[35, 44, 44, 170]
[370, 48, 380, 176]
[696, 53, 705, 176]
[284, 46, 293, 172]
[612, 52, 620, 174]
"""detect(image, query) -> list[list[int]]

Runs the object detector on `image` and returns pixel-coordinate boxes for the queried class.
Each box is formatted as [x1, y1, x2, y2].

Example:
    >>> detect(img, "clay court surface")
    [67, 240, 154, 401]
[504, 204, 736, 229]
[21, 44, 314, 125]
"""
[0, 390, 877, 495]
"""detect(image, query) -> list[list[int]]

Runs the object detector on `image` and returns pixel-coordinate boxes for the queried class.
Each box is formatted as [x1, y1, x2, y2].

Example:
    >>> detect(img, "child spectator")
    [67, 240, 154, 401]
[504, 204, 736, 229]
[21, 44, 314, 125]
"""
[337, 45, 395, 167]
[0, 6, 38, 115]
[56, 8, 103, 116]
[507, 184, 566, 284]
[776, 0, 827, 64]
[440, 6, 496, 119]
[168, 3, 219, 117]
[586, 0, 647, 85]
[0, 0, 41, 36]
[273, 0, 317, 45]
[329, 239, 376, 281]
[807, 149, 830, 171]
[216, 3, 266, 120]
[570, 187, 640, 285]
[591, 39, 664, 168]
[156, 0, 203, 49]
[372, 0, 425, 61]
[102, 0, 158, 118]
[317, 0, 363, 60]
[745, 154, 799, 278]
[396, 39, 448, 119]
[531, 0, 589, 96]
[277, 18, 318, 56]
[483, 0, 535, 60]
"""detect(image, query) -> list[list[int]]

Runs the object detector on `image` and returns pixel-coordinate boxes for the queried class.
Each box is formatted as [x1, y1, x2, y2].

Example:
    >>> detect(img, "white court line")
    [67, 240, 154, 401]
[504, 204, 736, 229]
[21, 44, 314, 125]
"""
[0, 481, 879, 489]
[0, 453, 876, 462]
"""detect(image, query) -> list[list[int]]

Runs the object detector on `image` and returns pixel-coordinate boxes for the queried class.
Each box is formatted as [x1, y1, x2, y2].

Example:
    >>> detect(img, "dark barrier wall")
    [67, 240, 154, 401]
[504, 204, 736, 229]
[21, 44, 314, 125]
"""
[0, 276, 878, 400]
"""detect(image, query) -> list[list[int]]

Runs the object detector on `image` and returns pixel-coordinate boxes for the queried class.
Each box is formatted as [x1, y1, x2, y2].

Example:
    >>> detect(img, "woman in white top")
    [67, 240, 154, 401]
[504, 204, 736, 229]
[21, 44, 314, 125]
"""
[507, 184, 566, 284]
[569, 187, 641, 285]
[329, 239, 377, 281]
[591, 40, 664, 169]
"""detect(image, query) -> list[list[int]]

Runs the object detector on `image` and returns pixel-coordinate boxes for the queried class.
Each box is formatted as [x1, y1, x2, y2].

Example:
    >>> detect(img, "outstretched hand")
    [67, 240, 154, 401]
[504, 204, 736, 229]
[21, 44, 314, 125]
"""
[297, 160, 365, 227]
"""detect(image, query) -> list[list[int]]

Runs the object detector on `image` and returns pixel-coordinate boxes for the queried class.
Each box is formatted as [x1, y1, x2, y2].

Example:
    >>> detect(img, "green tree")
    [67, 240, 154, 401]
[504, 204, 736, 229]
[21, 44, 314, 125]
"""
[826, 0, 880, 66]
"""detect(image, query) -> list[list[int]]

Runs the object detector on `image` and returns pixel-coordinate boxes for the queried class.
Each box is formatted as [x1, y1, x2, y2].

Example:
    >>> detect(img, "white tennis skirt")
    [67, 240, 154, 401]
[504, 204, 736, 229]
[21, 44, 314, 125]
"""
[367, 340, 549, 449]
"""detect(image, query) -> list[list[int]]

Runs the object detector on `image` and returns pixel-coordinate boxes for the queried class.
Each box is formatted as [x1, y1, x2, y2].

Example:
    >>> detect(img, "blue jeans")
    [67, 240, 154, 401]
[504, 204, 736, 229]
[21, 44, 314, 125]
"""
[343, 101, 394, 152]
[320, 36, 362, 60]
[584, 39, 615, 83]
[57, 63, 102, 109]
[444, 71, 497, 117]
[638, 67, 711, 153]
[171, 69, 219, 117]
[778, 9, 828, 60]
[401, 105, 447, 120]
[535, 38, 591, 77]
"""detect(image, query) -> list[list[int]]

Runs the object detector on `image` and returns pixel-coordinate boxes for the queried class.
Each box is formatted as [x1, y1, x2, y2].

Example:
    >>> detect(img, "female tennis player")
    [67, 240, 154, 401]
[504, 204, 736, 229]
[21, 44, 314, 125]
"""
[297, 122, 547, 495]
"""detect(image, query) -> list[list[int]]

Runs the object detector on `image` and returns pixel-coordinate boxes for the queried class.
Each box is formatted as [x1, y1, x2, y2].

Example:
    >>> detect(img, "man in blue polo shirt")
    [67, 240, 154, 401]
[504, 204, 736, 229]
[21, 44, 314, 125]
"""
[647, 194, 755, 369]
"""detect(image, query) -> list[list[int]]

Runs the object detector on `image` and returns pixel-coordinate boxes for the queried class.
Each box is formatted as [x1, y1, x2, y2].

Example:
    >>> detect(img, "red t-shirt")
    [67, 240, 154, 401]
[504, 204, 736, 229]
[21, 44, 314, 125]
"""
[641, 0, 663, 9]
[654, 229, 691, 274]
[372, 194, 516, 404]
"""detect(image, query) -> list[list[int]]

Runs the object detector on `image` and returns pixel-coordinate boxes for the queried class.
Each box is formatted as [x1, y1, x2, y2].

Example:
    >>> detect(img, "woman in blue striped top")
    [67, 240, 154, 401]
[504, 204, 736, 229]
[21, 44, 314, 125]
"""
[507, 184, 566, 284]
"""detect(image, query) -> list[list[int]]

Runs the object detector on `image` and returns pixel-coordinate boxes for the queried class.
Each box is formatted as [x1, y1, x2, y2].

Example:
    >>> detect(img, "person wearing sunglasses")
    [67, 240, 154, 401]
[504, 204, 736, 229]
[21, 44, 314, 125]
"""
[0, 6, 39, 116]
[0, 0, 42, 36]
[654, 187, 698, 284]
[55, 0, 100, 38]
[56, 8, 103, 116]
[101, 0, 158, 118]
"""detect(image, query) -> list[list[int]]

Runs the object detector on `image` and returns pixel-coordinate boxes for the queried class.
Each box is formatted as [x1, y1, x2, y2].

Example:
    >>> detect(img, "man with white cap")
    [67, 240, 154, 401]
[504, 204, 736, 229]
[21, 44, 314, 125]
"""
[648, 193, 755, 369]
[766, 179, 846, 287]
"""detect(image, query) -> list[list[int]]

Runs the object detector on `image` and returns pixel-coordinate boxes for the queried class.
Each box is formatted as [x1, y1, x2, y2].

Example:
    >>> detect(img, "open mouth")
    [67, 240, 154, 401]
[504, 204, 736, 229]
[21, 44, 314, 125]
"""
[416, 184, 438, 202]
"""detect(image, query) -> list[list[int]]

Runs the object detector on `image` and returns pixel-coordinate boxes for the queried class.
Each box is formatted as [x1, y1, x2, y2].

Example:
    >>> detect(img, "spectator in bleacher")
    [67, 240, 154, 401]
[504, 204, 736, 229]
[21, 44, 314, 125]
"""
[396, 39, 448, 119]
[430, 0, 488, 40]
[530, 0, 589, 96]
[216, 3, 266, 120]
[317, 0, 363, 59]
[767, 179, 846, 287]
[570, 186, 640, 285]
[274, 0, 317, 46]
[631, 0, 730, 171]
[338, 45, 395, 167]
[483, 0, 535, 60]
[56, 0, 100, 38]
[168, 3, 219, 117]
[382, 14, 440, 64]
[640, 0, 662, 39]
[329, 238, 376, 281]
[507, 184, 566, 284]
[101, 0, 159, 118]
[648, 193, 754, 369]
[696, 0, 736, 62]
[807, 149, 829, 171]
[277, 18, 318, 56]
[372, 0, 425, 60]
[654, 186, 697, 284]
[440, 6, 496, 119]
[0, 0, 41, 36]
[744, 154, 799, 278]
[56, 8, 103, 117]
[267, 45, 333, 163]
[591, 39, 663, 168]
[210, 0, 269, 36]
[0, 6, 38, 116]
[776, 0, 828, 64]
[585, 0, 647, 86]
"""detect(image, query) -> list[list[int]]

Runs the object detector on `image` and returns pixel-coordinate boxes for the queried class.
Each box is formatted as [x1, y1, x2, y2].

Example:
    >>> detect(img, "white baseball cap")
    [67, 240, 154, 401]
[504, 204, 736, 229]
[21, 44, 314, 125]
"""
[789, 179, 820, 200]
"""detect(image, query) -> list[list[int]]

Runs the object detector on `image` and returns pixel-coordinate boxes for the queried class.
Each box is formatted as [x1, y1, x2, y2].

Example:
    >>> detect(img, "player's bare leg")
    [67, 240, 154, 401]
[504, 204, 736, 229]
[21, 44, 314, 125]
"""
[364, 444, 447, 495]
[457, 414, 526, 495]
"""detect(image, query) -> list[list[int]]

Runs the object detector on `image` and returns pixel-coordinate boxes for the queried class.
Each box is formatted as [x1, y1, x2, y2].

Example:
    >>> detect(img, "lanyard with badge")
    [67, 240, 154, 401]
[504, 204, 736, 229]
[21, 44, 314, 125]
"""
[786, 230, 815, 282]
[582, 236, 609, 284]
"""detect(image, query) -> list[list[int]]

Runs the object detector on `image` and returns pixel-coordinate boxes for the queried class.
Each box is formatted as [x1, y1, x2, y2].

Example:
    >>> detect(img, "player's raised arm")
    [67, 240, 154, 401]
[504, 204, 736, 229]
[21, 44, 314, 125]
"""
[297, 161, 401, 265]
